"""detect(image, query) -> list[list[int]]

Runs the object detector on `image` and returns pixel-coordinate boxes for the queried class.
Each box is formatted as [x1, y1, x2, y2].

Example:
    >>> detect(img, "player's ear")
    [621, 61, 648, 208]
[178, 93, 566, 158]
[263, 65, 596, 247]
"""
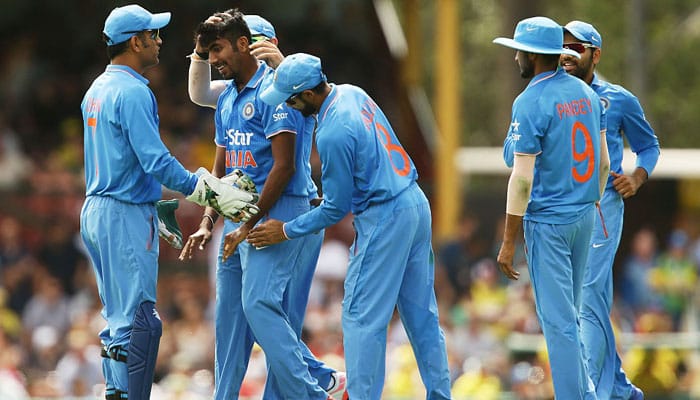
[236, 36, 249, 52]
[592, 48, 601, 65]
[130, 34, 145, 52]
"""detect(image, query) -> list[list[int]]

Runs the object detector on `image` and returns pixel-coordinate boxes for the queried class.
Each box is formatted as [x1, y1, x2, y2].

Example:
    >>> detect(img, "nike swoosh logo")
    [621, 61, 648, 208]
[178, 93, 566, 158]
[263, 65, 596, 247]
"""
[292, 83, 305, 90]
[525, 27, 537, 31]
[592, 243, 604, 248]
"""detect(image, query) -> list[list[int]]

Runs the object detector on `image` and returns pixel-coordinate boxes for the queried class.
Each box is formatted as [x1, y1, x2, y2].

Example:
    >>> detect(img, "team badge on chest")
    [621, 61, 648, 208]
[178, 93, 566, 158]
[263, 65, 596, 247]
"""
[242, 102, 255, 120]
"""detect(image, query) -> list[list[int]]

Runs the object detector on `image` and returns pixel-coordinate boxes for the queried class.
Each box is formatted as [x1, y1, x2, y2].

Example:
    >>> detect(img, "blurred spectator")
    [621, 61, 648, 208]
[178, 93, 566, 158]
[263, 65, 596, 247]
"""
[436, 213, 481, 300]
[623, 310, 681, 397]
[0, 115, 31, 190]
[308, 238, 349, 309]
[619, 227, 660, 314]
[451, 357, 502, 400]
[468, 258, 508, 325]
[0, 288, 21, 340]
[54, 326, 102, 396]
[170, 295, 214, 370]
[20, 272, 70, 337]
[509, 357, 554, 400]
[383, 343, 426, 399]
[449, 315, 507, 376]
[27, 325, 62, 374]
[0, 215, 34, 314]
[648, 229, 697, 330]
[37, 218, 86, 296]
[0, 328, 29, 400]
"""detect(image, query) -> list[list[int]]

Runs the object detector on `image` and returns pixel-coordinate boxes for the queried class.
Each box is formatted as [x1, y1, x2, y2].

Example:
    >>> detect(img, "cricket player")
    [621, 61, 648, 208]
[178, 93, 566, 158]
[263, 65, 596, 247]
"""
[494, 16, 609, 399]
[184, 12, 347, 399]
[177, 11, 337, 400]
[189, 14, 285, 107]
[247, 53, 452, 400]
[562, 20, 658, 400]
[81, 5, 258, 400]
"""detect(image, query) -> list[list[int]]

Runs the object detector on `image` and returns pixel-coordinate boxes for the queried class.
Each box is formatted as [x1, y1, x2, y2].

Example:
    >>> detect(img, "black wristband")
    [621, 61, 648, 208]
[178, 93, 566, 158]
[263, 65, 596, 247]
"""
[195, 50, 209, 60]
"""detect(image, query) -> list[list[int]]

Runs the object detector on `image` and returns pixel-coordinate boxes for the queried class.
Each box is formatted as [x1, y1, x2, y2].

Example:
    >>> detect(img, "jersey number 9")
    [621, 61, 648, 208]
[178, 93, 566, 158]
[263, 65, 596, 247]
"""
[571, 121, 594, 183]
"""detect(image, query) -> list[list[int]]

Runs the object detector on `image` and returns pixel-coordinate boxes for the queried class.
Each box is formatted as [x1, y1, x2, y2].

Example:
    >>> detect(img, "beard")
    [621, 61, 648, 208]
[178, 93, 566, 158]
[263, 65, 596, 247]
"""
[562, 52, 594, 80]
[298, 101, 317, 117]
[517, 52, 534, 79]
[519, 62, 534, 79]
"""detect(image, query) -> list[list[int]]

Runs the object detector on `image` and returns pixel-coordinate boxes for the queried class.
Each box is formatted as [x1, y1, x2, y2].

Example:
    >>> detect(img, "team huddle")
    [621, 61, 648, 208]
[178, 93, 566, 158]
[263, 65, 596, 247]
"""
[81, 4, 658, 400]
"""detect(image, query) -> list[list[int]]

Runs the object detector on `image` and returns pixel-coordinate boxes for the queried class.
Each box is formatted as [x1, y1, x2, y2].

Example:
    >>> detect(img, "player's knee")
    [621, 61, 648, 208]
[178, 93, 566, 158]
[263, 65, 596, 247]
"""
[126, 301, 162, 400]
[241, 294, 276, 325]
[133, 301, 163, 337]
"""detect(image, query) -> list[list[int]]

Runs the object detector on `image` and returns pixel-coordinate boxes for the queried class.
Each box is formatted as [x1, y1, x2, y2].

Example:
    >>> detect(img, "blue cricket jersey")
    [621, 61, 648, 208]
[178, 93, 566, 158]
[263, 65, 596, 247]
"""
[214, 62, 316, 198]
[591, 74, 659, 189]
[510, 68, 605, 224]
[81, 65, 197, 203]
[285, 84, 418, 238]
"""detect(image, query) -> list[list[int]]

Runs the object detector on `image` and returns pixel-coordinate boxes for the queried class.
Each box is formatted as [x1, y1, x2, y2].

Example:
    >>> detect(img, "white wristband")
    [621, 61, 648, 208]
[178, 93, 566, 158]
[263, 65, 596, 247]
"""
[281, 223, 291, 240]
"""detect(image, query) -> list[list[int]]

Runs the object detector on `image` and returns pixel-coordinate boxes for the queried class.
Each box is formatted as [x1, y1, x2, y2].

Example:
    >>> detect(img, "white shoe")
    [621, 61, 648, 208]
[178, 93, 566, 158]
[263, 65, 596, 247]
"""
[327, 371, 348, 400]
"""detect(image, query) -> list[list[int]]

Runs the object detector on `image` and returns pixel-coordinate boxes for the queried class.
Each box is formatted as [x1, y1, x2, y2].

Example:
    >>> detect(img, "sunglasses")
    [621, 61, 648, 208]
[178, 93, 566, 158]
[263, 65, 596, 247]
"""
[563, 42, 597, 54]
[124, 29, 160, 41]
[251, 35, 269, 44]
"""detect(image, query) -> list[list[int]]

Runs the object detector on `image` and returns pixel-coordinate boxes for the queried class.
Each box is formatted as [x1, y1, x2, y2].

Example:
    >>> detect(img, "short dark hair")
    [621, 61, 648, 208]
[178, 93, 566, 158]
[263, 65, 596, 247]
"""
[104, 31, 149, 60]
[195, 8, 251, 49]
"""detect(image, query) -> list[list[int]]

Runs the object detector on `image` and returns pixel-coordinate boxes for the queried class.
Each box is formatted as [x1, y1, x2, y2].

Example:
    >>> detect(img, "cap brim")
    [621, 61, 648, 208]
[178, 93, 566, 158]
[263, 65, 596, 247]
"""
[260, 85, 292, 106]
[493, 37, 581, 59]
[148, 12, 171, 30]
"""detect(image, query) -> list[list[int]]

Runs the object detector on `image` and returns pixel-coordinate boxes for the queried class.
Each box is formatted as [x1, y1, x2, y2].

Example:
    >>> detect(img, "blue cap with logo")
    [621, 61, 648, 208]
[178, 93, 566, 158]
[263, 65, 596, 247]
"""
[260, 53, 327, 106]
[564, 21, 603, 49]
[493, 16, 580, 58]
[244, 15, 276, 39]
[103, 4, 171, 46]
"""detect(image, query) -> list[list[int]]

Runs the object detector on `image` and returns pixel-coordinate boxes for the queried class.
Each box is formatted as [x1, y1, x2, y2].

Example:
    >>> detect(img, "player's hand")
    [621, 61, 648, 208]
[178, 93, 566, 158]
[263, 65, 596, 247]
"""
[193, 15, 225, 56]
[222, 226, 250, 261]
[496, 241, 520, 280]
[193, 34, 208, 57]
[247, 219, 288, 248]
[249, 40, 284, 68]
[611, 171, 642, 199]
[205, 15, 224, 24]
[179, 227, 213, 261]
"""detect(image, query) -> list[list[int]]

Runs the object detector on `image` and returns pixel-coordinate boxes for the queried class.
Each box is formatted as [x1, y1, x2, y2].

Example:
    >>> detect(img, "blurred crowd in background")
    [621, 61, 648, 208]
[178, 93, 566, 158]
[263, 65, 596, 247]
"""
[3, 125, 700, 399]
[2, 1, 700, 399]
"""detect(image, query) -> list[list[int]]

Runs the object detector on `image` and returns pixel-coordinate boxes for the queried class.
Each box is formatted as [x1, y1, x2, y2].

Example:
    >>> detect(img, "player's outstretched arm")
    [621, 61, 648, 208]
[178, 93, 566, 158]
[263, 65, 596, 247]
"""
[246, 219, 288, 250]
[188, 35, 226, 108]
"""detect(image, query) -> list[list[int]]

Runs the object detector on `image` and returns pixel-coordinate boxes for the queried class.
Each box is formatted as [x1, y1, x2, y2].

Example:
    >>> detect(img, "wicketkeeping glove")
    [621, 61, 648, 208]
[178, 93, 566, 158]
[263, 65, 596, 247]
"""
[156, 199, 183, 249]
[220, 169, 258, 194]
[186, 168, 260, 221]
